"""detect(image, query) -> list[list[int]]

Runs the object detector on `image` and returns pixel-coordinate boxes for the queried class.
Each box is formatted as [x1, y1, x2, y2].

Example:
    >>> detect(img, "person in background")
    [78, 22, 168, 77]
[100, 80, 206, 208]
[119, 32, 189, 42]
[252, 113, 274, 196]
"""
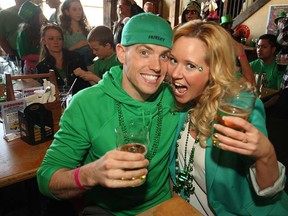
[168, 20, 288, 215]
[59, 0, 93, 67]
[264, 12, 288, 119]
[17, 1, 47, 74]
[250, 34, 286, 90]
[219, 14, 256, 86]
[274, 11, 287, 37]
[46, 0, 62, 24]
[113, 0, 143, 45]
[233, 36, 257, 86]
[0, 0, 26, 61]
[143, 1, 155, 14]
[36, 24, 90, 95]
[37, 13, 179, 216]
[74, 25, 121, 85]
[220, 14, 234, 35]
[174, 0, 201, 31]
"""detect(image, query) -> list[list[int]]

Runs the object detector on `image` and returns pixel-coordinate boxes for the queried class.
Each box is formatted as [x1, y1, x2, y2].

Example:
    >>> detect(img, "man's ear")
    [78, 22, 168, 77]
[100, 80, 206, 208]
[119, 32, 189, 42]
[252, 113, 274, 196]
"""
[116, 44, 126, 64]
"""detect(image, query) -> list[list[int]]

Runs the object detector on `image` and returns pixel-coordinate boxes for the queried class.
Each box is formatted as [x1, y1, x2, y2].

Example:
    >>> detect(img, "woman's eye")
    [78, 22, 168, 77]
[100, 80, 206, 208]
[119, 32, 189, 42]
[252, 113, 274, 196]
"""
[187, 63, 196, 70]
[169, 57, 177, 64]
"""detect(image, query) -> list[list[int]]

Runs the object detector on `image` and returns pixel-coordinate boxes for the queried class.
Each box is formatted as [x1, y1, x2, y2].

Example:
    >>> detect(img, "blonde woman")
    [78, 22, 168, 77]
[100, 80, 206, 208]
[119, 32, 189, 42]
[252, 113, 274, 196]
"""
[168, 20, 288, 215]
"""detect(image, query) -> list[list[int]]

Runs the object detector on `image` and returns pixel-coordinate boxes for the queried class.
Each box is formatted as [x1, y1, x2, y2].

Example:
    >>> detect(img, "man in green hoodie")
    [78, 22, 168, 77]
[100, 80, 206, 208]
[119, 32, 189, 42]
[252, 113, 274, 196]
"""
[37, 13, 179, 216]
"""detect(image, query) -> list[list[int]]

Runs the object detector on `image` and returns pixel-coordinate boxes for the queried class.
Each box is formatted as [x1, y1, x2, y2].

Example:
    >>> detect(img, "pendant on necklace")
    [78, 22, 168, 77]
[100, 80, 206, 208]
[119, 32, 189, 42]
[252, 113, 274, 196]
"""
[175, 169, 195, 195]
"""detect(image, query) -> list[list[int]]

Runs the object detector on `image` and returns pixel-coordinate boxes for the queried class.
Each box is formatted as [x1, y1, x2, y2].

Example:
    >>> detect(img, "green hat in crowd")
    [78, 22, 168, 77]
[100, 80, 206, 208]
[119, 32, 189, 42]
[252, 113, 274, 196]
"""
[121, 13, 173, 49]
[18, 1, 41, 22]
[220, 14, 233, 26]
[274, 11, 287, 24]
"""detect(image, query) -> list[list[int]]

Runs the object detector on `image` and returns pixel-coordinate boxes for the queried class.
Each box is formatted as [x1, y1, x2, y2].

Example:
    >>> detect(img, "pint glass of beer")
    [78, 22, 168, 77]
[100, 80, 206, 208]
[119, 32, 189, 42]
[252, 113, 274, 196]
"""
[212, 84, 256, 147]
[115, 122, 149, 186]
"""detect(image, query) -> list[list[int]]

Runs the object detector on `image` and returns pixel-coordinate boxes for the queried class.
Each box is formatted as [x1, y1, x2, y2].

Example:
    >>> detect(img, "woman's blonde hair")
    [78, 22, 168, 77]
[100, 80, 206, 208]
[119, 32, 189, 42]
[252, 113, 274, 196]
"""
[174, 20, 244, 147]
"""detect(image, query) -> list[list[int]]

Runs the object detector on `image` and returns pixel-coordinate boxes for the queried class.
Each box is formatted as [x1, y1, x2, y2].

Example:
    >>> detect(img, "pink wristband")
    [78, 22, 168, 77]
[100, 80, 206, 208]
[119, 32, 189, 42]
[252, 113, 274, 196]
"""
[238, 53, 246, 60]
[74, 167, 85, 190]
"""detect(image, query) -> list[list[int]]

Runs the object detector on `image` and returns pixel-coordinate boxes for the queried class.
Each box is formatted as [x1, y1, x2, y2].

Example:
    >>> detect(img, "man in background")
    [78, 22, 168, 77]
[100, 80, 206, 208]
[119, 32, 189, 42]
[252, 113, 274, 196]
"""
[0, 0, 25, 61]
[250, 34, 285, 90]
[46, 0, 61, 24]
[143, 1, 155, 14]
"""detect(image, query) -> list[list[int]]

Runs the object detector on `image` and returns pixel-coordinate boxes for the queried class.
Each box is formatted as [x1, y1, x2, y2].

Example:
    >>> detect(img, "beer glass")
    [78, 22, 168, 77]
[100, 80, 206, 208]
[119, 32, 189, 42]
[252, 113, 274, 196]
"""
[115, 122, 149, 185]
[212, 84, 256, 147]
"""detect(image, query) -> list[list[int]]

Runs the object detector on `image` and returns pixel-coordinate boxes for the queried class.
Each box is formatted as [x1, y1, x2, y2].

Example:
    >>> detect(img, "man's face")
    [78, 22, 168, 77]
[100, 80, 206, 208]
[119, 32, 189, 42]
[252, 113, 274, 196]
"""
[89, 41, 110, 60]
[256, 39, 276, 61]
[116, 44, 170, 102]
[144, 3, 155, 13]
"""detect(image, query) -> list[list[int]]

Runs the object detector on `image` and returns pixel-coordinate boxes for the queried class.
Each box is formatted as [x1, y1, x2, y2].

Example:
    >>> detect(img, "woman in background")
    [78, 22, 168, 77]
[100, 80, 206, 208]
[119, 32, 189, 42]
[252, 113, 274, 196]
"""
[113, 0, 143, 45]
[168, 20, 288, 215]
[36, 24, 90, 95]
[17, 1, 47, 74]
[59, 0, 93, 66]
[174, 0, 201, 31]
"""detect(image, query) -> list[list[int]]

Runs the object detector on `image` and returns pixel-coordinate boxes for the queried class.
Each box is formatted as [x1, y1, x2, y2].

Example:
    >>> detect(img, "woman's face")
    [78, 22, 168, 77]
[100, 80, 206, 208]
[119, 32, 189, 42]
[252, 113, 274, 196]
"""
[66, 1, 83, 21]
[42, 28, 63, 53]
[168, 36, 210, 104]
[118, 0, 131, 17]
[184, 6, 200, 22]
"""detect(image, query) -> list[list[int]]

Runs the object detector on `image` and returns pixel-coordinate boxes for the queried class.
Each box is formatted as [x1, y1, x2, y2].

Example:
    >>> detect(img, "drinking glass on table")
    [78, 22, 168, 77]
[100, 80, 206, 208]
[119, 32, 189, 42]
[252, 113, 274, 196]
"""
[212, 84, 257, 147]
[115, 122, 149, 186]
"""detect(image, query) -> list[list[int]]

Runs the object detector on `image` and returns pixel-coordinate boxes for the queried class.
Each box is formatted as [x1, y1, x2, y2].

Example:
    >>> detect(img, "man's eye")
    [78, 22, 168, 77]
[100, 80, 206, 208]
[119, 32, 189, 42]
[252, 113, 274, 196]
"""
[140, 50, 148, 56]
[160, 54, 168, 61]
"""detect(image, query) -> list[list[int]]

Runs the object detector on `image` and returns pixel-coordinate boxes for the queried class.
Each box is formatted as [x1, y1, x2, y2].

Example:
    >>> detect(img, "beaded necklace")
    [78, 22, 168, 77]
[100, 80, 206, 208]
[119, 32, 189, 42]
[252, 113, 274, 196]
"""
[173, 112, 199, 202]
[116, 101, 163, 161]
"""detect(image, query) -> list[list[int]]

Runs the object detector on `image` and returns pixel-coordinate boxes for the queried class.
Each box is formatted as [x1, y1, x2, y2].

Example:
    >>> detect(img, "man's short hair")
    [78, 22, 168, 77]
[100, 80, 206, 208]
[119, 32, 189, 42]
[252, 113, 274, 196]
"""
[259, 34, 278, 47]
[87, 25, 115, 48]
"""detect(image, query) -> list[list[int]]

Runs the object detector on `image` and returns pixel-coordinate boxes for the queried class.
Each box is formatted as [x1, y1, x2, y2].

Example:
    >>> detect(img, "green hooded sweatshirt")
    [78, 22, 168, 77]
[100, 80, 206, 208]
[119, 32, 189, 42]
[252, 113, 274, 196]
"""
[37, 65, 179, 216]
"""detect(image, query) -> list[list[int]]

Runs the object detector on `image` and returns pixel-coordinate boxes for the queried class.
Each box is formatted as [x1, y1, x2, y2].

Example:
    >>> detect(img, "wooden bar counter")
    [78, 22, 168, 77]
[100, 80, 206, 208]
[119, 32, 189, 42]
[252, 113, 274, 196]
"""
[0, 125, 52, 188]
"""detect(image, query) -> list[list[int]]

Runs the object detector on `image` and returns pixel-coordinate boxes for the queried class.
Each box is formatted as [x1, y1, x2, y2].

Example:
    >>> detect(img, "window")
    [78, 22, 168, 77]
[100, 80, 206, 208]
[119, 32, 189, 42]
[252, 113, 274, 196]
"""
[0, 0, 103, 27]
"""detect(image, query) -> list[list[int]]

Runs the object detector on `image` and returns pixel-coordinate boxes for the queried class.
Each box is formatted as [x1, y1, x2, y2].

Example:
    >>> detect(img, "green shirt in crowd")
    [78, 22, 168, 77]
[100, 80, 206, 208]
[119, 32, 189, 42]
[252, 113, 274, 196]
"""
[250, 59, 285, 90]
[93, 53, 121, 79]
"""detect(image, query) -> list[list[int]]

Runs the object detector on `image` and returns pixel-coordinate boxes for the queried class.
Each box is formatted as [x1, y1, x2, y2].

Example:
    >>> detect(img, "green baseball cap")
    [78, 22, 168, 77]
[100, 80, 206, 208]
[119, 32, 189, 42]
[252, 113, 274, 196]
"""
[18, 1, 41, 23]
[121, 13, 173, 49]
[274, 11, 287, 24]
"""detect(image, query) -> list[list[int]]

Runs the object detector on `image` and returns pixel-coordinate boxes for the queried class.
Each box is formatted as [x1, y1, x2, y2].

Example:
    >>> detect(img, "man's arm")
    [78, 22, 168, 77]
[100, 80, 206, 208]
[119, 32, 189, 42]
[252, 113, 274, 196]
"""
[48, 150, 149, 199]
[233, 40, 256, 86]
[0, 36, 16, 56]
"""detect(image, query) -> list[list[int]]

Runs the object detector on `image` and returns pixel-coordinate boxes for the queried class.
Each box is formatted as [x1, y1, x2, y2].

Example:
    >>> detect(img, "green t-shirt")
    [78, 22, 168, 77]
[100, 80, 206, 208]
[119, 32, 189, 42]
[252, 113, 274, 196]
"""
[0, 6, 23, 50]
[250, 59, 285, 90]
[93, 53, 122, 78]
[17, 28, 40, 58]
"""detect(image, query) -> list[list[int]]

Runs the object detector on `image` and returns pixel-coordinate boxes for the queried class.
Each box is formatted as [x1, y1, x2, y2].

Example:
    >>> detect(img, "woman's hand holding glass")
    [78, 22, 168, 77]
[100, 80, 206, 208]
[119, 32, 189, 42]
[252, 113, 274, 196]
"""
[213, 116, 274, 160]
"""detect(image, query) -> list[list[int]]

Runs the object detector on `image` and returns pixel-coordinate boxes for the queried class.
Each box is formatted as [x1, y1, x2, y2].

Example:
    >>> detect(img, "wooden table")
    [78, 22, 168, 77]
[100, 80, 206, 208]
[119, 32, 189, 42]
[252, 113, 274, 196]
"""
[0, 124, 52, 188]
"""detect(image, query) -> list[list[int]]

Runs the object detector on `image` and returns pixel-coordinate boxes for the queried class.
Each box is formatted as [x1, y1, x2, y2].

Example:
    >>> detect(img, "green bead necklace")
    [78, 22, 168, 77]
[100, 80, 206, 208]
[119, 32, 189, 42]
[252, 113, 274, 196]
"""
[116, 101, 163, 161]
[173, 112, 199, 202]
